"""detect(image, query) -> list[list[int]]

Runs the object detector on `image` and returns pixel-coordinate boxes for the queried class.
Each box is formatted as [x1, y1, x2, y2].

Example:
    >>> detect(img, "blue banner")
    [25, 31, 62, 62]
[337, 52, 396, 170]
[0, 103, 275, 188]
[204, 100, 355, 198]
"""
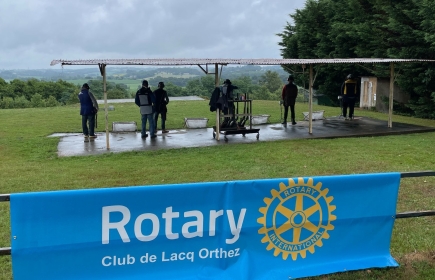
[10, 173, 400, 279]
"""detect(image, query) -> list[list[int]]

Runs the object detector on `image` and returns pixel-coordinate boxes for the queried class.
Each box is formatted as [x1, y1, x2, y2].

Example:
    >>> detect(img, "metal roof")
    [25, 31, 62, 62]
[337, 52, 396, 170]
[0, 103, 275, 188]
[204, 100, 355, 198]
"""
[50, 58, 435, 66]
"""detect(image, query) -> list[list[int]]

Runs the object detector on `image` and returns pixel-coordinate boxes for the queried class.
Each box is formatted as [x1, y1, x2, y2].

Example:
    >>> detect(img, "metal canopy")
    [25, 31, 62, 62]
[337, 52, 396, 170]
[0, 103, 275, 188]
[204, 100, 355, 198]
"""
[52, 57, 435, 148]
[50, 58, 435, 66]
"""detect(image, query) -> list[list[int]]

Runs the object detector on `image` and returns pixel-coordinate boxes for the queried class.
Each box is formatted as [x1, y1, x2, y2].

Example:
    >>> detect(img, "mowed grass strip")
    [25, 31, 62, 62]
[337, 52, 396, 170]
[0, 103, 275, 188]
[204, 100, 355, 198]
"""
[0, 100, 434, 279]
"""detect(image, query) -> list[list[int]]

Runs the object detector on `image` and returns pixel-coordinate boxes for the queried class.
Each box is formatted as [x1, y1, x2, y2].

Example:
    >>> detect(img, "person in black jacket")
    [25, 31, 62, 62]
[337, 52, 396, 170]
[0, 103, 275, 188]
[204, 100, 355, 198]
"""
[78, 83, 99, 141]
[281, 75, 298, 125]
[153, 82, 170, 133]
[340, 74, 358, 120]
[220, 79, 238, 127]
[135, 80, 156, 138]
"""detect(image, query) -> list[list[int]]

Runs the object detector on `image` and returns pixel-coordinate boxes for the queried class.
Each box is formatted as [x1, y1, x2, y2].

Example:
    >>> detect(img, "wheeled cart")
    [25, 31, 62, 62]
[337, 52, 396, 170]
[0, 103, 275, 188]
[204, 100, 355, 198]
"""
[213, 99, 260, 141]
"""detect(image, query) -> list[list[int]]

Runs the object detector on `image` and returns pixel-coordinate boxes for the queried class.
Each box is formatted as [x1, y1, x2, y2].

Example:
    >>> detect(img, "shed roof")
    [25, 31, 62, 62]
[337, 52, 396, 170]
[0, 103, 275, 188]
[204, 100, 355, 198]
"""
[50, 58, 435, 66]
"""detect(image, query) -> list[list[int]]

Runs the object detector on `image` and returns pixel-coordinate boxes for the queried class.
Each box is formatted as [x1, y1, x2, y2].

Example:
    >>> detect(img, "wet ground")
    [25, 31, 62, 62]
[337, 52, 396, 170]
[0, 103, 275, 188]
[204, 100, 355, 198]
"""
[50, 116, 435, 157]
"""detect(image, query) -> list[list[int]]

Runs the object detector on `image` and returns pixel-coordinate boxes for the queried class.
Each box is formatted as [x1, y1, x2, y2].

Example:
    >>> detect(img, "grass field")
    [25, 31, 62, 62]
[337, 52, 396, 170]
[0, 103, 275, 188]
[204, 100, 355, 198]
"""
[65, 71, 199, 94]
[0, 100, 434, 279]
[66, 78, 142, 92]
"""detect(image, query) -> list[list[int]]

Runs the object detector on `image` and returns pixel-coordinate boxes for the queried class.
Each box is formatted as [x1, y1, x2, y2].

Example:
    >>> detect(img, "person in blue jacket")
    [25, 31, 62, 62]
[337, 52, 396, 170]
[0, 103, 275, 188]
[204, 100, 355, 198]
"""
[78, 83, 99, 141]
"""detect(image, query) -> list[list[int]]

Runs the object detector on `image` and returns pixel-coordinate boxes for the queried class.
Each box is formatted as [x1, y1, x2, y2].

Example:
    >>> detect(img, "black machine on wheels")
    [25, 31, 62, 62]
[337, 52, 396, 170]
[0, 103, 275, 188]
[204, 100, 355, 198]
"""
[213, 93, 260, 142]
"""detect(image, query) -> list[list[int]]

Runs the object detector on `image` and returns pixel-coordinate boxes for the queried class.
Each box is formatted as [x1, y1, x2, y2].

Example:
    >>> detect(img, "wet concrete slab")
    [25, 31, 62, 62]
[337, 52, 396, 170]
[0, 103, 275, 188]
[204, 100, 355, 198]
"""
[51, 116, 435, 157]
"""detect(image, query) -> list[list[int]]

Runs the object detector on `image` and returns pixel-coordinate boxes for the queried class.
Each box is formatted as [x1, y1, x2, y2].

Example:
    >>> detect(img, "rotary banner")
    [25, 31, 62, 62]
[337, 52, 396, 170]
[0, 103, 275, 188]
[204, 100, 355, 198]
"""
[10, 173, 401, 279]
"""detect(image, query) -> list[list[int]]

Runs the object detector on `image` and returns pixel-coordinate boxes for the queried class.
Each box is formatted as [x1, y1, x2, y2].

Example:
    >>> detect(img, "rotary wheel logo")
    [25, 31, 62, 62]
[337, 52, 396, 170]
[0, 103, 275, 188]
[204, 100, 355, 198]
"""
[257, 177, 336, 261]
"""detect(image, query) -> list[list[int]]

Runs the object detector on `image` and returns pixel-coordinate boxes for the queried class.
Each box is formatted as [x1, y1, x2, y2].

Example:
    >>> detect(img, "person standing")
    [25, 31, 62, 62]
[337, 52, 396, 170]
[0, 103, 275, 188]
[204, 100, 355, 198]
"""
[135, 80, 156, 139]
[153, 82, 170, 133]
[78, 83, 99, 141]
[220, 79, 238, 127]
[281, 75, 298, 125]
[340, 74, 358, 120]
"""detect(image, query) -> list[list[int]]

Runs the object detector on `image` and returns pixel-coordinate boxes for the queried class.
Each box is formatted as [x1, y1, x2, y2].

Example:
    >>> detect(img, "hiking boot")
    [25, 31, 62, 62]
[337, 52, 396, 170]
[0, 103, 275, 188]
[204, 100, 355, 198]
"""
[89, 135, 97, 139]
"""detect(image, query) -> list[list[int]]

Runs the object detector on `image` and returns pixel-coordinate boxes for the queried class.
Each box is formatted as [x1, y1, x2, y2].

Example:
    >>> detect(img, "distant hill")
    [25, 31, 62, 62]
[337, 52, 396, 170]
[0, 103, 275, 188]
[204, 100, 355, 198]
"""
[0, 66, 289, 85]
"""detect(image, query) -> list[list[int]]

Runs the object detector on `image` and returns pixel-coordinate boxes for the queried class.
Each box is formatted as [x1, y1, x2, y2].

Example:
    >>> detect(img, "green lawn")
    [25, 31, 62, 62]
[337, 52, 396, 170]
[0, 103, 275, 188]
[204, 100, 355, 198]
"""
[0, 100, 434, 279]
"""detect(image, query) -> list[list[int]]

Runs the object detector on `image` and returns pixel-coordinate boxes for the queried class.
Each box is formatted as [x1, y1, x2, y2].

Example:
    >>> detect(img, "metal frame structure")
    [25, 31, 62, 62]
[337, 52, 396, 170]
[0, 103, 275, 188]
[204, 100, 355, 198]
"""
[1, 171, 434, 256]
[50, 58, 435, 148]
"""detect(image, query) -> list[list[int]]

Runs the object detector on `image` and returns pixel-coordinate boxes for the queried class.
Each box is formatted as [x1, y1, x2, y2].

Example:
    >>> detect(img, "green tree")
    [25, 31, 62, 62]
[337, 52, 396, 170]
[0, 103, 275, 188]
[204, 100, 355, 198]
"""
[185, 79, 208, 97]
[200, 75, 216, 93]
[86, 80, 129, 99]
[165, 82, 187, 97]
[259, 71, 283, 93]
[0, 78, 12, 100]
[231, 76, 252, 94]
[31, 94, 45, 108]
[45, 96, 59, 107]
[0, 97, 14, 109]
[107, 88, 126, 99]
[14, 96, 31, 108]
[9, 79, 28, 100]
[277, 0, 435, 118]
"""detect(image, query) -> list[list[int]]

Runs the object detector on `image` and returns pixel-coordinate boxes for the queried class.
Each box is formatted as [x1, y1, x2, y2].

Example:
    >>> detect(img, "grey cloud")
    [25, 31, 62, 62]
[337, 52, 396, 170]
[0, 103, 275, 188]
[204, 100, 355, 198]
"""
[0, 0, 305, 69]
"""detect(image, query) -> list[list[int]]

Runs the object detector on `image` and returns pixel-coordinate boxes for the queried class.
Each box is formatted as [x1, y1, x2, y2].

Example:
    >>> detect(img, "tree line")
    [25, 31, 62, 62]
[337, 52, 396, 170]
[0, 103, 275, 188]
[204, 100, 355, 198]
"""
[278, 0, 435, 119]
[0, 78, 131, 109]
[0, 70, 292, 109]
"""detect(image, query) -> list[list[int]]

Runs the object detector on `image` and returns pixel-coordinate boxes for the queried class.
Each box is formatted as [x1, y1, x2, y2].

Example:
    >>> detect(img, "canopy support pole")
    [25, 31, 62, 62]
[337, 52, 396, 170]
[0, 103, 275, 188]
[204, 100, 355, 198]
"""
[309, 64, 314, 134]
[99, 63, 110, 149]
[388, 62, 394, 128]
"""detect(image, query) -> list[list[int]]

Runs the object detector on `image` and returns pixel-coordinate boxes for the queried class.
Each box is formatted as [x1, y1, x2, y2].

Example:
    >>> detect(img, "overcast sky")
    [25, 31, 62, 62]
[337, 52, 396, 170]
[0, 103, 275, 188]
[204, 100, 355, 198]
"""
[0, 0, 306, 69]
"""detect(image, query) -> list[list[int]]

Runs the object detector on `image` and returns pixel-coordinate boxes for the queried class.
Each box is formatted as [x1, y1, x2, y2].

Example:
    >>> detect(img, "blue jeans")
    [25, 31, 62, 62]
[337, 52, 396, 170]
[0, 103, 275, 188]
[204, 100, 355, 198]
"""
[141, 113, 155, 136]
[81, 114, 95, 136]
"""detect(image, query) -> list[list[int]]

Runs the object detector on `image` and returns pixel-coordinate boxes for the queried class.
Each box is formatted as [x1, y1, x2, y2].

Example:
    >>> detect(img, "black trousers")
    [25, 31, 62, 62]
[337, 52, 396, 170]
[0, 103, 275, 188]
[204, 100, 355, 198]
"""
[342, 96, 356, 118]
[154, 111, 167, 130]
[283, 104, 295, 121]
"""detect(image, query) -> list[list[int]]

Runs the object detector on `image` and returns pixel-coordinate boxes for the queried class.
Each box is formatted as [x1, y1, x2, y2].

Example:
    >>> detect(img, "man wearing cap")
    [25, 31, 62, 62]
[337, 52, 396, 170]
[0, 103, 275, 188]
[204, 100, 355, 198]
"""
[340, 74, 358, 120]
[220, 79, 238, 127]
[153, 82, 170, 133]
[78, 83, 99, 141]
[281, 75, 298, 125]
[135, 80, 156, 139]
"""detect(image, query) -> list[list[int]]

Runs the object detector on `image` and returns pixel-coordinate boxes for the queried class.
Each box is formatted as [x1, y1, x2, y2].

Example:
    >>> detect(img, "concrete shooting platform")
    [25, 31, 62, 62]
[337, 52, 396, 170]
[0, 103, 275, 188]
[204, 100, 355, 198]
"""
[50, 116, 435, 157]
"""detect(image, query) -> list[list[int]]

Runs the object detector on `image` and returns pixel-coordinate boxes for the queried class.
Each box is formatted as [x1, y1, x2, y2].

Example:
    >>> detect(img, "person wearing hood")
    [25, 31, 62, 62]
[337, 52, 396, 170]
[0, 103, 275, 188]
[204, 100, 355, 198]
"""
[78, 83, 99, 141]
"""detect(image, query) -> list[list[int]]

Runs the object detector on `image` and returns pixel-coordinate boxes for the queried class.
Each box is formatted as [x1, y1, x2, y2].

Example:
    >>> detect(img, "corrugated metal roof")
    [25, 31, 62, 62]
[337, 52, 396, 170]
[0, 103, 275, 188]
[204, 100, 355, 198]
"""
[50, 58, 435, 66]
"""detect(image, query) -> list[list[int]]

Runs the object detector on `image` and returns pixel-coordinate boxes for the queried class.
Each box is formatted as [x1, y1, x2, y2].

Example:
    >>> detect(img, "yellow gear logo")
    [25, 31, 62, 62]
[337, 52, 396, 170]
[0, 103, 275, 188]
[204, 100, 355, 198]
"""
[257, 177, 336, 261]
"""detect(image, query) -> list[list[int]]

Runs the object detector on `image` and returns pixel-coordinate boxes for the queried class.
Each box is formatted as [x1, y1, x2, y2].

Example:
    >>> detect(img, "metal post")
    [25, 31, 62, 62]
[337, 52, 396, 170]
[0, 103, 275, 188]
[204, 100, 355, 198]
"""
[102, 64, 110, 149]
[309, 64, 314, 134]
[215, 63, 220, 140]
[388, 62, 394, 128]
